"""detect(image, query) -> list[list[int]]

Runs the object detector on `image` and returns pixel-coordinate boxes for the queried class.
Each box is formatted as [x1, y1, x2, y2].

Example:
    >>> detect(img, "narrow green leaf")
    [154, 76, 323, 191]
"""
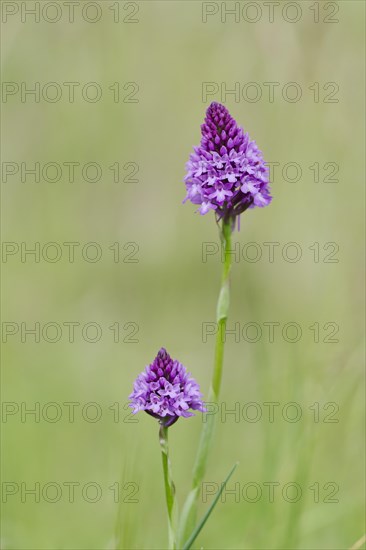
[183, 462, 238, 550]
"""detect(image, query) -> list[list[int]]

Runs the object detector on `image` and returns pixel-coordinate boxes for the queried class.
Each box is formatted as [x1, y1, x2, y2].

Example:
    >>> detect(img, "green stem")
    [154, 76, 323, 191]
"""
[194, 217, 232, 484]
[159, 425, 177, 549]
[212, 219, 232, 397]
[178, 218, 232, 546]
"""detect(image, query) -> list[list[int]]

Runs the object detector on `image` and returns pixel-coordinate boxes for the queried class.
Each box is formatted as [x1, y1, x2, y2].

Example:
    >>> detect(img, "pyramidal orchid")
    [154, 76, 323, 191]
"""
[179, 103, 272, 545]
[129, 348, 205, 549]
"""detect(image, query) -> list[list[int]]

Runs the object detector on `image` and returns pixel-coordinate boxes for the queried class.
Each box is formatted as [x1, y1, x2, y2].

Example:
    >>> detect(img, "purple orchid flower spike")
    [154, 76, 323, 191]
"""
[129, 348, 205, 428]
[184, 102, 272, 224]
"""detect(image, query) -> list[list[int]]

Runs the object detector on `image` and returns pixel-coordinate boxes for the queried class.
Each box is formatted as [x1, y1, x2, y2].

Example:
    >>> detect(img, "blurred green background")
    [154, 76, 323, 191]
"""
[1, 1, 365, 549]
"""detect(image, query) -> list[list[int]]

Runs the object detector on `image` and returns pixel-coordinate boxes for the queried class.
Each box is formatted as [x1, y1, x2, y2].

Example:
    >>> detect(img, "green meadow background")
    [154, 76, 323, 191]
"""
[1, 1, 365, 548]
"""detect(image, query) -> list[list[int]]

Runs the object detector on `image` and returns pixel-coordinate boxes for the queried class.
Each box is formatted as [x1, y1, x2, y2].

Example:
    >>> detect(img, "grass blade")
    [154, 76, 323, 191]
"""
[182, 462, 238, 550]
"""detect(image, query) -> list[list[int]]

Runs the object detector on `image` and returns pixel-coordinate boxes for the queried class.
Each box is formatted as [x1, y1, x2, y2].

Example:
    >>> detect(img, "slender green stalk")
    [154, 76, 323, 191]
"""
[178, 218, 233, 546]
[194, 218, 232, 482]
[159, 425, 177, 549]
[212, 219, 232, 397]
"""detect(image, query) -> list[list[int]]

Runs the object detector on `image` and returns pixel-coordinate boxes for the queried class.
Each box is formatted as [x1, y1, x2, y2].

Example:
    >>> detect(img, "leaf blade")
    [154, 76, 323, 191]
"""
[182, 462, 239, 550]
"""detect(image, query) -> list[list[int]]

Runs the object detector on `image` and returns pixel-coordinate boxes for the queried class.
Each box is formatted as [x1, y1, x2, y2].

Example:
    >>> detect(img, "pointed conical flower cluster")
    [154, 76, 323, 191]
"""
[129, 348, 205, 427]
[184, 102, 271, 220]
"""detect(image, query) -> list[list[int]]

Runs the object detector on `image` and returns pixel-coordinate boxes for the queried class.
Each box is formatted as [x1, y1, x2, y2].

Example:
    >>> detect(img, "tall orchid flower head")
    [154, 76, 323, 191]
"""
[184, 102, 271, 222]
[129, 348, 205, 427]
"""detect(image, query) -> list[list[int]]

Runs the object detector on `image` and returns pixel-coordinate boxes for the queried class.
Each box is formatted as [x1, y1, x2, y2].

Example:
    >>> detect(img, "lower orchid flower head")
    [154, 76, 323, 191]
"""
[129, 348, 206, 427]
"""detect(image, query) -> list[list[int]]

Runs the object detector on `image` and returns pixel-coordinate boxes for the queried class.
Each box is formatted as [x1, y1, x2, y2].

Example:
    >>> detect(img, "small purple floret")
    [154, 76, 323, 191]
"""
[184, 102, 272, 220]
[129, 348, 205, 427]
